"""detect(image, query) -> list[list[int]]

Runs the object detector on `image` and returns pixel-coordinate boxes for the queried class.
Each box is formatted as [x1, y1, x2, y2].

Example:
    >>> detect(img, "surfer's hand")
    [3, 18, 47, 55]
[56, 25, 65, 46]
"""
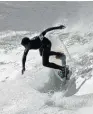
[22, 67, 25, 75]
[59, 25, 66, 29]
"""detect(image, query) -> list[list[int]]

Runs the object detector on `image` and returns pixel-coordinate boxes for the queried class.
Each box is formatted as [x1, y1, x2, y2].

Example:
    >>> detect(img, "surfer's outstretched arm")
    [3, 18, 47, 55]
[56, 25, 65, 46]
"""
[22, 48, 29, 74]
[40, 25, 66, 37]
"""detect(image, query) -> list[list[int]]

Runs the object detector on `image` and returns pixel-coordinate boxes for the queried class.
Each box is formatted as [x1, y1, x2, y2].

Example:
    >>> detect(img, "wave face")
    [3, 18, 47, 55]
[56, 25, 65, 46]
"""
[0, 1, 93, 114]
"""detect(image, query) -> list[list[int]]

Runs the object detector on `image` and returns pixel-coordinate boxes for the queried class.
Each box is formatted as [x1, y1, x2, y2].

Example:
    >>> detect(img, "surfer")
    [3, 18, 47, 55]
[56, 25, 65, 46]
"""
[21, 25, 69, 76]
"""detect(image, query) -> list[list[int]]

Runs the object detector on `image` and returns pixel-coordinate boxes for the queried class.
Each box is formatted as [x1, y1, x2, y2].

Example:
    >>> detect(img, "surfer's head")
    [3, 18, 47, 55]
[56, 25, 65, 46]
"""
[21, 37, 30, 48]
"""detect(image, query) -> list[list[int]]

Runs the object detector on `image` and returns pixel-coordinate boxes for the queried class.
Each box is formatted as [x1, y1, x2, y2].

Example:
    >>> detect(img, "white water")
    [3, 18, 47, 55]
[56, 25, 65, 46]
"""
[0, 1, 93, 114]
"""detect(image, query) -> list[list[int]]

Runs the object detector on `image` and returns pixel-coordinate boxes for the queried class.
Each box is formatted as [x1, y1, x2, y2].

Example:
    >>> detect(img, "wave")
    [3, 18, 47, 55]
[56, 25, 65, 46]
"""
[0, 29, 93, 114]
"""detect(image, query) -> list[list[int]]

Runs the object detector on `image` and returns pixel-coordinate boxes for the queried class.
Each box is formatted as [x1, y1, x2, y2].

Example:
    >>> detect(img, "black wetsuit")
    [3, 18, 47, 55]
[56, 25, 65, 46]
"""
[22, 25, 66, 74]
[29, 36, 63, 70]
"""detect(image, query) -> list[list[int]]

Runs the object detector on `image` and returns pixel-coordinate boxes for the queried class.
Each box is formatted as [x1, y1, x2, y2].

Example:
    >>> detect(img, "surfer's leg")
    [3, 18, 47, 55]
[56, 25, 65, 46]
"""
[39, 46, 43, 56]
[42, 48, 63, 70]
[61, 53, 66, 66]
[49, 51, 66, 66]
[49, 51, 62, 56]
[49, 51, 66, 65]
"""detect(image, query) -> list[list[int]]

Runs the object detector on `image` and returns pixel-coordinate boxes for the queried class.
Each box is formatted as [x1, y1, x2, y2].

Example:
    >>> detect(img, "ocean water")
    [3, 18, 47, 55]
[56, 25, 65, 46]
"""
[0, 1, 93, 114]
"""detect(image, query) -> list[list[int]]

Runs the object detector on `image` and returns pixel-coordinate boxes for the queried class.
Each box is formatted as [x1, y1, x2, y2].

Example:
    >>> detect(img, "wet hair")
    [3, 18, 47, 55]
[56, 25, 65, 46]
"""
[21, 37, 30, 46]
